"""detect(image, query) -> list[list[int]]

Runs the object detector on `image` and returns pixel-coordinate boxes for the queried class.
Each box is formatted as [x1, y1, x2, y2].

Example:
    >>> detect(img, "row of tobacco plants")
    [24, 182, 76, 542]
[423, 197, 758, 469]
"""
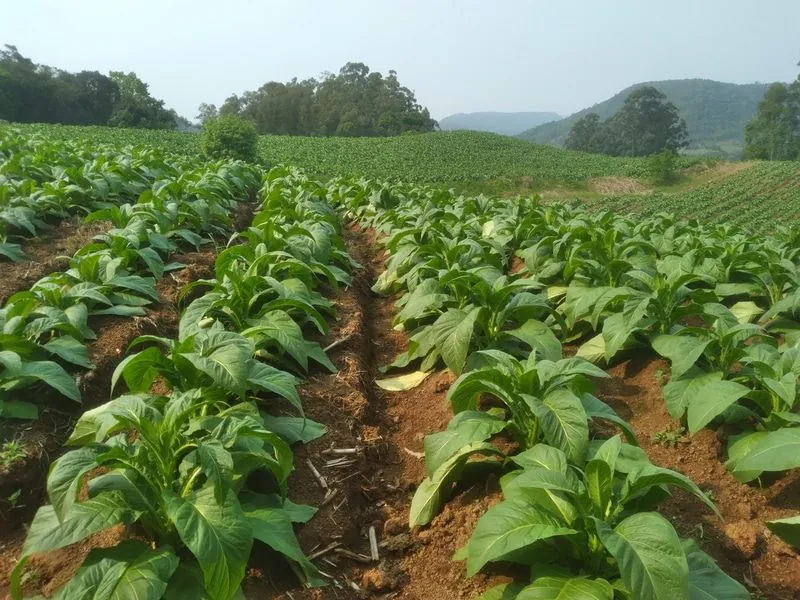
[332, 178, 800, 599]
[4, 142, 357, 597]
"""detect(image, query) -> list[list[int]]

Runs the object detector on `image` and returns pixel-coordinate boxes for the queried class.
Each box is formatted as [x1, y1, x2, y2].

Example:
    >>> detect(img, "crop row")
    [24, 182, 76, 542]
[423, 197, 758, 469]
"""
[4, 152, 359, 596]
[332, 177, 800, 599]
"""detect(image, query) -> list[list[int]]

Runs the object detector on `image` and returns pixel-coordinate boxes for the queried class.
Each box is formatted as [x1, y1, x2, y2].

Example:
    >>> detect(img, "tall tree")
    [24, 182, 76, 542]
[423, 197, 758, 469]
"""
[107, 71, 176, 129]
[212, 62, 436, 137]
[744, 78, 800, 160]
[564, 87, 688, 157]
[564, 113, 603, 153]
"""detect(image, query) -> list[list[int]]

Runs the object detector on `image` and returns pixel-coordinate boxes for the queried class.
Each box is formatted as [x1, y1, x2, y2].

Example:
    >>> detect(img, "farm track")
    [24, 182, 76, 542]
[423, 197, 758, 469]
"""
[0, 218, 110, 303]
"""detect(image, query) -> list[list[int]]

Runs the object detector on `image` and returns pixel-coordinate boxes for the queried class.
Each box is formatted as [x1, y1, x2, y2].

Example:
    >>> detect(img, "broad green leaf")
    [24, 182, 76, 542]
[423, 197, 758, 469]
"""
[466, 499, 577, 576]
[424, 411, 506, 475]
[595, 512, 688, 600]
[505, 319, 562, 362]
[44, 336, 93, 368]
[410, 441, 504, 527]
[247, 361, 301, 410]
[48, 446, 105, 521]
[729, 301, 763, 324]
[164, 486, 252, 600]
[682, 539, 750, 599]
[580, 394, 638, 445]
[517, 576, 614, 600]
[733, 428, 800, 473]
[576, 333, 605, 364]
[18, 360, 80, 401]
[651, 334, 709, 380]
[53, 540, 178, 600]
[260, 415, 327, 445]
[433, 306, 482, 375]
[686, 379, 750, 433]
[375, 370, 432, 391]
[766, 516, 800, 549]
[662, 368, 723, 420]
[725, 431, 767, 483]
[532, 389, 589, 464]
[622, 464, 719, 517]
[478, 583, 526, 600]
[195, 440, 234, 503]
[586, 459, 614, 518]
[239, 491, 323, 586]
[111, 347, 164, 395]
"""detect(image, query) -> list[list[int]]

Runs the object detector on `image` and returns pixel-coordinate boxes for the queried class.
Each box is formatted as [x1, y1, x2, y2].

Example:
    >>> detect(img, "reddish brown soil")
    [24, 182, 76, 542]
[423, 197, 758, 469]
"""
[0, 218, 109, 304]
[598, 356, 800, 600]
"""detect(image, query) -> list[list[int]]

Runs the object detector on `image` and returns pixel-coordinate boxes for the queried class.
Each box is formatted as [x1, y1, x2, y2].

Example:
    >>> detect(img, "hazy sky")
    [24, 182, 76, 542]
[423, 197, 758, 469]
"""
[2, 0, 798, 121]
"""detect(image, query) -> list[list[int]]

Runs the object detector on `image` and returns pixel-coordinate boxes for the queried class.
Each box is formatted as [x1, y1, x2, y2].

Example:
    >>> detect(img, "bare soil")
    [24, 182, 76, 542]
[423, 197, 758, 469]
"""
[0, 218, 109, 303]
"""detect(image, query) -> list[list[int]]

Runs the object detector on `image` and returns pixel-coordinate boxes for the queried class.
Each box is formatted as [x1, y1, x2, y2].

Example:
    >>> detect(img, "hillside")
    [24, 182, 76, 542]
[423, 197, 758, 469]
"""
[519, 79, 771, 155]
[438, 111, 561, 135]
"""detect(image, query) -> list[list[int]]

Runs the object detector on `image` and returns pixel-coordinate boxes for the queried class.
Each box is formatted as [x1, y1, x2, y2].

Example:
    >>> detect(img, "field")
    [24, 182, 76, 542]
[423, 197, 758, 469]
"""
[1, 125, 800, 599]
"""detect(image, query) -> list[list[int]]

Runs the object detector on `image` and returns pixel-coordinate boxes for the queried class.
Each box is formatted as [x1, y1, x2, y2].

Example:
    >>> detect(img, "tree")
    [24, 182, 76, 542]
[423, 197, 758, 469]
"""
[563, 87, 689, 157]
[744, 81, 800, 160]
[196, 102, 218, 124]
[565, 113, 603, 153]
[604, 87, 688, 156]
[107, 71, 176, 129]
[202, 62, 436, 137]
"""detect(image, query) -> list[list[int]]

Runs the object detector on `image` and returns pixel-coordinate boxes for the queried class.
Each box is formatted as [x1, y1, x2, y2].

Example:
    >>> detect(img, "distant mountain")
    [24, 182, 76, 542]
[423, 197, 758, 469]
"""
[519, 79, 772, 154]
[438, 111, 561, 136]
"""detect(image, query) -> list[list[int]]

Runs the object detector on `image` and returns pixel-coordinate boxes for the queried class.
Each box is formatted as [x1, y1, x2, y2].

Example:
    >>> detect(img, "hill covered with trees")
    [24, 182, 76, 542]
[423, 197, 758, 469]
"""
[438, 111, 561, 135]
[198, 62, 436, 137]
[520, 79, 771, 155]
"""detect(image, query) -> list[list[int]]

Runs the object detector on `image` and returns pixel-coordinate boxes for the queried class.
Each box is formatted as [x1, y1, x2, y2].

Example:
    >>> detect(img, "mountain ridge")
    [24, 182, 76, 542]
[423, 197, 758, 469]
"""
[438, 111, 561, 136]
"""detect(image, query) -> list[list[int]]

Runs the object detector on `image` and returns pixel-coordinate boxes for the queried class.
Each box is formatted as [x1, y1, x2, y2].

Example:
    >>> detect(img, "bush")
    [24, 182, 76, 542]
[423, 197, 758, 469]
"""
[201, 115, 258, 162]
[649, 149, 679, 185]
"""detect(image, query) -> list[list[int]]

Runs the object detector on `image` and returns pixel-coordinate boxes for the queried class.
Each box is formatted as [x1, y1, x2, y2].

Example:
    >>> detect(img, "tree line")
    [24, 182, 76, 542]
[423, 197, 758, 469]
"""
[197, 62, 437, 136]
[564, 87, 689, 157]
[0, 45, 183, 130]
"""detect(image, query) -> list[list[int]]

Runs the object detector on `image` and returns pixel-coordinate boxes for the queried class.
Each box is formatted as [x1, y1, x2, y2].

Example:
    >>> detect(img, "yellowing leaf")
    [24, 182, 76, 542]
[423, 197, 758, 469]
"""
[376, 371, 432, 391]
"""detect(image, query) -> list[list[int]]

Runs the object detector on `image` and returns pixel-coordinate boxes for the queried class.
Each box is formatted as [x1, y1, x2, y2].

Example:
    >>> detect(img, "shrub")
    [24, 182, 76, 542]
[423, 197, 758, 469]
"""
[201, 115, 258, 162]
[649, 149, 679, 185]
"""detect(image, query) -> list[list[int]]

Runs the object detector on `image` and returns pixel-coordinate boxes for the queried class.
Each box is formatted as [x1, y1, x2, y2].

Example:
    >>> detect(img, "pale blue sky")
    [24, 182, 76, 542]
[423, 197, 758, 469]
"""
[2, 0, 798, 121]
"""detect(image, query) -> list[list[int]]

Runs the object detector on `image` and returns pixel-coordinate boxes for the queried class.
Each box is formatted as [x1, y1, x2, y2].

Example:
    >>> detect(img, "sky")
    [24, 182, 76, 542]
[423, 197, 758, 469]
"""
[2, 0, 799, 121]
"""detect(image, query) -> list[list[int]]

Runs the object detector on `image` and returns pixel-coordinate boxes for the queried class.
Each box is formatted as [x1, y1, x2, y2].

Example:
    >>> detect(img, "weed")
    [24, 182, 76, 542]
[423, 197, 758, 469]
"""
[651, 426, 687, 448]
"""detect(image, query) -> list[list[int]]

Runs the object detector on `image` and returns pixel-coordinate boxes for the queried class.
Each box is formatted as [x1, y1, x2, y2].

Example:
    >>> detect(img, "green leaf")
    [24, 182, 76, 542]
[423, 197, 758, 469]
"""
[686, 379, 750, 433]
[376, 370, 432, 391]
[260, 415, 327, 445]
[44, 336, 94, 368]
[683, 539, 750, 599]
[580, 394, 638, 445]
[766, 516, 800, 549]
[505, 319, 562, 362]
[410, 441, 504, 527]
[195, 440, 234, 503]
[622, 464, 719, 517]
[11, 492, 142, 598]
[725, 431, 767, 483]
[517, 576, 614, 600]
[67, 395, 159, 446]
[729, 301, 763, 324]
[48, 446, 105, 521]
[651, 334, 709, 380]
[662, 368, 722, 420]
[111, 347, 165, 395]
[424, 411, 507, 475]
[466, 499, 577, 576]
[0, 400, 38, 420]
[53, 540, 178, 600]
[478, 583, 526, 600]
[240, 491, 323, 586]
[433, 306, 483, 375]
[595, 512, 688, 600]
[733, 428, 800, 474]
[576, 333, 605, 364]
[532, 389, 589, 464]
[18, 360, 80, 401]
[179, 293, 221, 341]
[586, 459, 614, 518]
[247, 361, 301, 411]
[164, 486, 252, 600]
